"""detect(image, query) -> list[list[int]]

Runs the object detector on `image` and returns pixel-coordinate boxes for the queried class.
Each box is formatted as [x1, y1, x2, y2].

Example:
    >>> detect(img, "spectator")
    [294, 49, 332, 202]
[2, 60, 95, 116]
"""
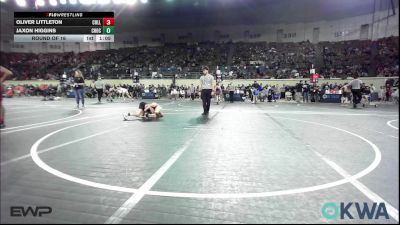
[73, 70, 85, 108]
[302, 81, 310, 103]
[295, 81, 303, 103]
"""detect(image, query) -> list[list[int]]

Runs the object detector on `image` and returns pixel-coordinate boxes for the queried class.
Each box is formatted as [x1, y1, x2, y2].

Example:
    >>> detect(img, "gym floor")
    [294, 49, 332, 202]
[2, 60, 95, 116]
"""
[1, 97, 399, 224]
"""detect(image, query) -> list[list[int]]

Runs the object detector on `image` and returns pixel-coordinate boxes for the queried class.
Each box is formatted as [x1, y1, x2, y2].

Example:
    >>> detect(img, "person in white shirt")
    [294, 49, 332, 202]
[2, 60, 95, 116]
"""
[117, 86, 131, 101]
[94, 77, 105, 103]
[370, 84, 376, 93]
[179, 89, 185, 99]
[229, 71, 233, 79]
[347, 74, 363, 108]
[392, 88, 399, 103]
[153, 88, 158, 99]
[216, 67, 222, 83]
[341, 85, 350, 105]
[199, 66, 215, 115]
[170, 87, 178, 100]
[379, 86, 386, 101]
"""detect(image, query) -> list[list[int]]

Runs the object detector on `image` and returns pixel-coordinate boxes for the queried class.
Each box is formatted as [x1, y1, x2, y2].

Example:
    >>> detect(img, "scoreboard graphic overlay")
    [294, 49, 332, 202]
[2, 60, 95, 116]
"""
[14, 12, 114, 42]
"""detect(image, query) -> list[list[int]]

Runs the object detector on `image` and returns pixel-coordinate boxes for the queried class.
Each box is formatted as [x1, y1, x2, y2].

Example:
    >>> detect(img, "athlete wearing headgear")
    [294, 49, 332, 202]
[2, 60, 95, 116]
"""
[123, 101, 163, 120]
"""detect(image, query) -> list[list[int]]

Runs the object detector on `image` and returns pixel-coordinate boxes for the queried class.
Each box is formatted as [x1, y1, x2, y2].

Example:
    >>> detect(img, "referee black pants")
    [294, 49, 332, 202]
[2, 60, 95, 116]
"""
[96, 88, 103, 102]
[201, 89, 212, 113]
[352, 89, 362, 104]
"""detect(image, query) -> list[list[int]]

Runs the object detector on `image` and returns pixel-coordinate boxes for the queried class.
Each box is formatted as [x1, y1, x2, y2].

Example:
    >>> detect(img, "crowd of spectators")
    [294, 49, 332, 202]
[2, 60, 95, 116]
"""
[232, 41, 316, 79]
[374, 37, 399, 77]
[0, 36, 398, 81]
[3, 76, 398, 104]
[320, 39, 371, 78]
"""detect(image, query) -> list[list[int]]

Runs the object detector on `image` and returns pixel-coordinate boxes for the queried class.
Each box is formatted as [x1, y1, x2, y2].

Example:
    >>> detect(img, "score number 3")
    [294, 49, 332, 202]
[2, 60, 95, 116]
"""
[102, 18, 114, 26]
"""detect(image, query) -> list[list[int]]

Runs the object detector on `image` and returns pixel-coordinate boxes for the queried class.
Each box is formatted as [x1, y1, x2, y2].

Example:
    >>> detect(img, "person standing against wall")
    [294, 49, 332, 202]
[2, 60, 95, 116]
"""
[199, 66, 215, 116]
[302, 81, 310, 103]
[295, 80, 303, 103]
[190, 84, 195, 100]
[385, 83, 392, 102]
[228, 83, 235, 103]
[215, 82, 222, 105]
[252, 81, 260, 104]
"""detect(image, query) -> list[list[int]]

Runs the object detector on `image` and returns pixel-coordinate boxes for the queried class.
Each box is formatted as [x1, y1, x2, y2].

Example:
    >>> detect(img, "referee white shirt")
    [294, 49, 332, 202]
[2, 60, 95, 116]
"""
[200, 73, 214, 90]
[94, 79, 105, 89]
[349, 78, 362, 90]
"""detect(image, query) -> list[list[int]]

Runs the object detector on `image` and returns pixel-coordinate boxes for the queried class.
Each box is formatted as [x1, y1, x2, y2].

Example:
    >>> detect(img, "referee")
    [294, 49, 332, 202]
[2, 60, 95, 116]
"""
[199, 66, 215, 116]
[94, 77, 105, 103]
[348, 74, 363, 108]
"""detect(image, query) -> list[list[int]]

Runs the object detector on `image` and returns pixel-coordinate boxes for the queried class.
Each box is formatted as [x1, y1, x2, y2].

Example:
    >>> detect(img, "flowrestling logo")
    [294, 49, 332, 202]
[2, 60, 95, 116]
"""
[322, 202, 389, 220]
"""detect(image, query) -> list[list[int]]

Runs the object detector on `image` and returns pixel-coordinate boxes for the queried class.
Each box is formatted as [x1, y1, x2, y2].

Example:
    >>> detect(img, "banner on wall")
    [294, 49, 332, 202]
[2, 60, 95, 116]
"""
[310, 73, 319, 83]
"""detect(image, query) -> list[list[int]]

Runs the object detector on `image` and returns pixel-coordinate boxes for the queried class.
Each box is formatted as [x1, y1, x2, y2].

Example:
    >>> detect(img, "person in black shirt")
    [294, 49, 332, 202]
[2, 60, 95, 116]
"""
[252, 81, 260, 103]
[73, 70, 85, 108]
[228, 84, 235, 103]
[310, 85, 319, 102]
[295, 81, 303, 103]
[302, 81, 310, 103]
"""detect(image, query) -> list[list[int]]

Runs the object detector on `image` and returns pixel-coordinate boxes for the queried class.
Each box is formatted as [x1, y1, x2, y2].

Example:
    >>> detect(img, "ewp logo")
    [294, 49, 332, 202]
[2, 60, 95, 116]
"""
[10, 206, 52, 217]
[322, 202, 389, 220]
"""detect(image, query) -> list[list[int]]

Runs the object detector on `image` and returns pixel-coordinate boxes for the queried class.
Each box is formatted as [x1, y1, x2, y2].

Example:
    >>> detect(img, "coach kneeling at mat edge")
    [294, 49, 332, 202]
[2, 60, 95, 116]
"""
[199, 66, 215, 116]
